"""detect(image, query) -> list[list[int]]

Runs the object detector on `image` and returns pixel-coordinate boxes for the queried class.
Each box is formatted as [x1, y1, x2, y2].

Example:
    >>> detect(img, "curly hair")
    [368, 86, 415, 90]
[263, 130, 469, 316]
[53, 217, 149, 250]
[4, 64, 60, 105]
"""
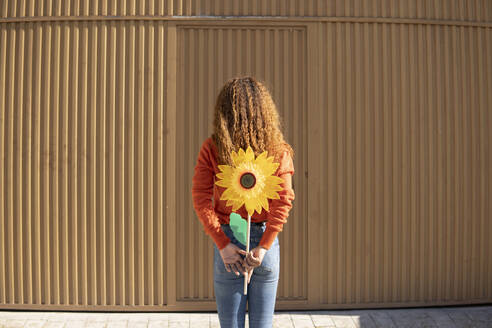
[212, 76, 294, 166]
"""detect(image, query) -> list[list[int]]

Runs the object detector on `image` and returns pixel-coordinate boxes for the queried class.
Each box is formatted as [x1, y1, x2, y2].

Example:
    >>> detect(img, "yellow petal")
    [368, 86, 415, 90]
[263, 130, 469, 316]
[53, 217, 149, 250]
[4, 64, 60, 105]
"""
[266, 155, 275, 164]
[234, 148, 246, 166]
[265, 189, 280, 199]
[220, 188, 238, 201]
[260, 196, 269, 212]
[215, 179, 230, 188]
[258, 157, 278, 174]
[265, 175, 283, 186]
[272, 183, 285, 191]
[216, 172, 232, 180]
[244, 198, 256, 216]
[226, 199, 236, 208]
[232, 200, 244, 212]
[218, 164, 233, 173]
[245, 146, 255, 162]
[256, 151, 268, 162]
[254, 200, 263, 215]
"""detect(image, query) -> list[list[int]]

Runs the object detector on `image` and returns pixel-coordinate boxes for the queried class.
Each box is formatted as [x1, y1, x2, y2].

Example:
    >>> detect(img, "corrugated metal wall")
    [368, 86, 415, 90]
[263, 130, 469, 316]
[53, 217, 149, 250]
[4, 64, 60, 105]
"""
[0, 20, 170, 309]
[0, 0, 491, 311]
[1, 0, 491, 21]
[309, 21, 492, 306]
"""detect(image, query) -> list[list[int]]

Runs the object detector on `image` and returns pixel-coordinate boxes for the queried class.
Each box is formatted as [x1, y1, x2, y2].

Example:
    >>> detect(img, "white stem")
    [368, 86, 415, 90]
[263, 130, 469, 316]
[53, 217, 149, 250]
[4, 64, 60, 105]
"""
[244, 214, 251, 295]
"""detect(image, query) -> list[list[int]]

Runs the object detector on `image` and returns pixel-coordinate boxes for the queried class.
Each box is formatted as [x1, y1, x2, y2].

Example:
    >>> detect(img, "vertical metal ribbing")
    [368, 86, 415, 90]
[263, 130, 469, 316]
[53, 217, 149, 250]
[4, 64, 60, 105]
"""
[115, 19, 126, 306]
[68, 19, 80, 305]
[60, 21, 69, 305]
[106, 19, 116, 306]
[0, 23, 6, 306]
[0, 0, 489, 19]
[79, 20, 88, 306]
[135, 19, 143, 306]
[126, 20, 135, 306]
[97, 19, 108, 306]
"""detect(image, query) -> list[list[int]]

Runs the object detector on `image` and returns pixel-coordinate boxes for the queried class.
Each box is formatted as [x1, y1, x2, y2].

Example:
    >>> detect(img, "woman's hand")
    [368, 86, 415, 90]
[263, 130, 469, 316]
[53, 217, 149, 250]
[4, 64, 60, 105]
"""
[244, 246, 268, 283]
[219, 243, 248, 276]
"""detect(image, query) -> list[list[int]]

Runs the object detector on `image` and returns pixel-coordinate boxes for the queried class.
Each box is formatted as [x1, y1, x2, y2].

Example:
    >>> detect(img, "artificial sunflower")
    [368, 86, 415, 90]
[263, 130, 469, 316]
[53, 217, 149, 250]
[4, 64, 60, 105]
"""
[215, 146, 284, 217]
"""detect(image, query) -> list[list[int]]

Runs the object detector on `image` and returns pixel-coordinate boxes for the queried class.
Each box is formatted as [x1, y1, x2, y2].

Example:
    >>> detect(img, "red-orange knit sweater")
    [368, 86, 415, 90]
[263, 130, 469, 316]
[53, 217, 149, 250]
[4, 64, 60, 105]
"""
[192, 137, 295, 250]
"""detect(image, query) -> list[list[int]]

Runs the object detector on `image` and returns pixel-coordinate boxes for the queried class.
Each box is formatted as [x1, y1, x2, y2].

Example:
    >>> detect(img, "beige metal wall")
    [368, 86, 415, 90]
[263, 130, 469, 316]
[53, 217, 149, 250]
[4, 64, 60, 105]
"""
[2, 0, 492, 21]
[0, 0, 491, 311]
[0, 20, 170, 309]
[310, 21, 492, 307]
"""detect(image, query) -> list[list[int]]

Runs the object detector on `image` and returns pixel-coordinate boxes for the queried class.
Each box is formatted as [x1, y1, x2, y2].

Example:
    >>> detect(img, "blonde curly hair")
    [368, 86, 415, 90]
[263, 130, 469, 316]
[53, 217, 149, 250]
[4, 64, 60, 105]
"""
[212, 76, 294, 166]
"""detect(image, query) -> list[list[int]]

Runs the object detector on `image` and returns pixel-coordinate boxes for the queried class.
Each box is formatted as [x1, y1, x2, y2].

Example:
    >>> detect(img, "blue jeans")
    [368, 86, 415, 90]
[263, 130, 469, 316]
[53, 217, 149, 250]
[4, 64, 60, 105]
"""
[213, 222, 280, 328]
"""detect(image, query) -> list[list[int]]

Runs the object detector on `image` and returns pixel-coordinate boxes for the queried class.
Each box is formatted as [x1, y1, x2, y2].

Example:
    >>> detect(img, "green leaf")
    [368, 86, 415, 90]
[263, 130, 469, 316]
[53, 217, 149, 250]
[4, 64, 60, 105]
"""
[229, 212, 247, 246]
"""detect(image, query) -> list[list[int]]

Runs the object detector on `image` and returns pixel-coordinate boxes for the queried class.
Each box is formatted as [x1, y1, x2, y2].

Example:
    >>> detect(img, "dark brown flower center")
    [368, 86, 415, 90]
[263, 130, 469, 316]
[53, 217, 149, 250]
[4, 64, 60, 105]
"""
[240, 172, 256, 189]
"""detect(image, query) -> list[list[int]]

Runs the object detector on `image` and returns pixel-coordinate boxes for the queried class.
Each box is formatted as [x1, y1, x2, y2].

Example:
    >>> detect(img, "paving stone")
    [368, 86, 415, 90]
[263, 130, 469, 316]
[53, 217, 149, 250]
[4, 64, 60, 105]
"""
[329, 310, 376, 327]
[126, 317, 149, 324]
[106, 320, 129, 328]
[84, 317, 108, 323]
[189, 319, 209, 327]
[67, 322, 87, 328]
[369, 311, 397, 328]
[290, 314, 315, 328]
[53, 313, 91, 320]
[16, 313, 46, 319]
[425, 309, 457, 327]
[290, 313, 312, 321]
[288, 311, 314, 328]
[64, 314, 91, 322]
[466, 309, 492, 323]
[167, 314, 189, 322]
[453, 311, 492, 328]
[383, 309, 434, 328]
[127, 322, 148, 328]
[144, 314, 169, 321]
[310, 313, 336, 327]
[24, 319, 46, 328]
[148, 321, 169, 328]
[43, 321, 65, 328]
[124, 315, 151, 322]
[1, 313, 27, 320]
[189, 314, 210, 325]
[448, 310, 479, 327]
[330, 315, 357, 328]
[0, 307, 491, 328]
[84, 322, 107, 328]
[3, 319, 27, 328]
[209, 315, 220, 328]
[168, 321, 189, 328]
[274, 312, 293, 319]
[410, 310, 438, 327]
[273, 317, 294, 328]
[291, 319, 315, 328]
[350, 314, 377, 328]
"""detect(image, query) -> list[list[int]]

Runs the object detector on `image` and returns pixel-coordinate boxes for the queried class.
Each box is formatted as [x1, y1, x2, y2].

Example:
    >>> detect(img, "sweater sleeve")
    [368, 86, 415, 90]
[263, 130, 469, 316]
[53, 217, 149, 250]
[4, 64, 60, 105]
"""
[259, 151, 295, 250]
[192, 140, 231, 250]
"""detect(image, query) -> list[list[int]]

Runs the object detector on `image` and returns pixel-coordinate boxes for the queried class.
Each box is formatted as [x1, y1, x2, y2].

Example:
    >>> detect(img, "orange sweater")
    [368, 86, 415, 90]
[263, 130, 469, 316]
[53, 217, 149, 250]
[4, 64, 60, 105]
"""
[192, 137, 295, 250]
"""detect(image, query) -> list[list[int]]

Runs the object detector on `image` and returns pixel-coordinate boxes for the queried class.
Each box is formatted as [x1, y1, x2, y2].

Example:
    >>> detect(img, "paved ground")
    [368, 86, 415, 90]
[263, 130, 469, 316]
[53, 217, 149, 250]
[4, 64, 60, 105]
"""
[0, 305, 491, 327]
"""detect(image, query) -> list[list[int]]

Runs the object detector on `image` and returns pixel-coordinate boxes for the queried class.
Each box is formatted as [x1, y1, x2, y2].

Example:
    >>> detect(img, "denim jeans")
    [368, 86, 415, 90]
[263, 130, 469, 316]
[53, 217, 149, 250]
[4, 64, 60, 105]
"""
[213, 222, 280, 328]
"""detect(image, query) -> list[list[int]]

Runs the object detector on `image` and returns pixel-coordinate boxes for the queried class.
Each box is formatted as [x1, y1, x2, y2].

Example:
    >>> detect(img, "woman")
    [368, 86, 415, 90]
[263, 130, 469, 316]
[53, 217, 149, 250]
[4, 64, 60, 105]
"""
[191, 77, 295, 328]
